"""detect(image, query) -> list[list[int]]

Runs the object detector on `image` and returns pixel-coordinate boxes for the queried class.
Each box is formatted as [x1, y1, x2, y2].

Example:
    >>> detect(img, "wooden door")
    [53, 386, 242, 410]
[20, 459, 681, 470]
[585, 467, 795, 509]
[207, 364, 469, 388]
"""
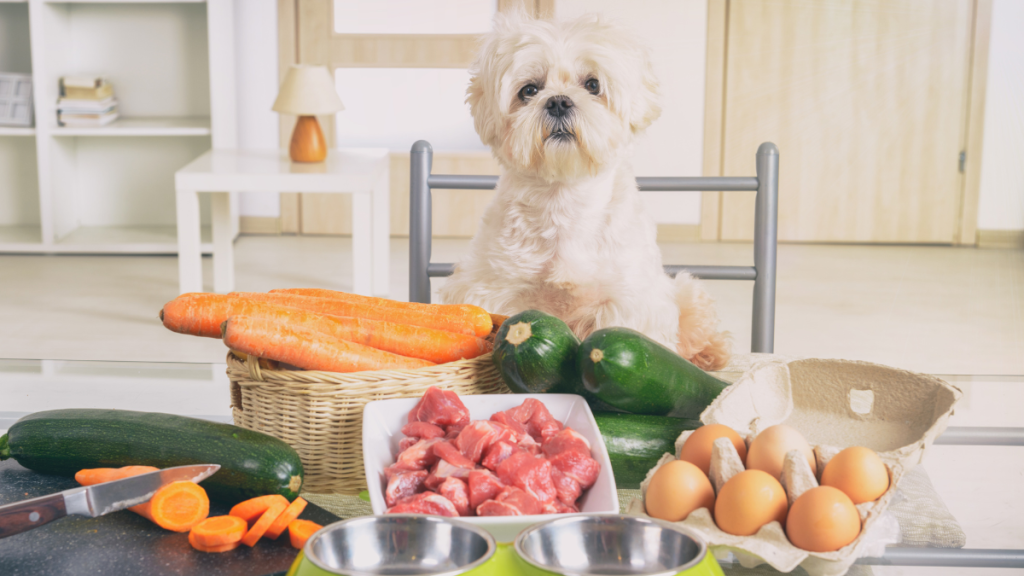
[280, 0, 552, 236]
[712, 0, 983, 243]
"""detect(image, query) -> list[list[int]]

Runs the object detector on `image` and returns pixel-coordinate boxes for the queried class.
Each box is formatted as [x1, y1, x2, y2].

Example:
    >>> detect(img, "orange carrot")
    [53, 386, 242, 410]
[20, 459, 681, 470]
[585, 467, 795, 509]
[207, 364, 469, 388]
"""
[264, 497, 308, 540]
[161, 293, 490, 363]
[189, 530, 241, 553]
[75, 466, 159, 487]
[271, 288, 493, 337]
[189, 515, 247, 547]
[223, 315, 435, 373]
[75, 467, 209, 532]
[232, 292, 490, 337]
[228, 494, 290, 526]
[147, 481, 210, 533]
[288, 519, 323, 549]
[241, 499, 288, 547]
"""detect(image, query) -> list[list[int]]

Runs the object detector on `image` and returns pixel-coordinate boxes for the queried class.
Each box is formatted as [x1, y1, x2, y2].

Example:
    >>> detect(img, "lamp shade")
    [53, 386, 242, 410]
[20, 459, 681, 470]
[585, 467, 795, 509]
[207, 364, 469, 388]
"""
[273, 65, 345, 115]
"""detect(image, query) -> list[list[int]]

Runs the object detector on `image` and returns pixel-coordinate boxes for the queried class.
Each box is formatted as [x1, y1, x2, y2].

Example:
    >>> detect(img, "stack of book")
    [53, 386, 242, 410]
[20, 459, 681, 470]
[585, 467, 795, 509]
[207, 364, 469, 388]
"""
[57, 76, 118, 127]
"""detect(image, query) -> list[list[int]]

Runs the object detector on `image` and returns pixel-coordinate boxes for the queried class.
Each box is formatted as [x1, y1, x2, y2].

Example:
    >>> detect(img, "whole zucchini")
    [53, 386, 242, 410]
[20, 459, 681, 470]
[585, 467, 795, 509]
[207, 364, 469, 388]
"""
[493, 310, 581, 394]
[594, 413, 701, 489]
[0, 409, 304, 504]
[579, 327, 729, 418]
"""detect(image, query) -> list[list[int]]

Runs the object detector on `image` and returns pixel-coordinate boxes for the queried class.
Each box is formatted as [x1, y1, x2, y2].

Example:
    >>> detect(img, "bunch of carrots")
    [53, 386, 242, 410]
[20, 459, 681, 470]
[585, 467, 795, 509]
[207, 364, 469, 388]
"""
[160, 288, 507, 373]
[76, 466, 323, 552]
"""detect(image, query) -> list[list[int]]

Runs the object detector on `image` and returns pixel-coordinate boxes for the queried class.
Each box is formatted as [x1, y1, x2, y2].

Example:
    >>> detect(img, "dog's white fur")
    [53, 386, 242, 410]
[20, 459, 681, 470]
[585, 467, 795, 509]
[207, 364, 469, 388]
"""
[440, 12, 730, 370]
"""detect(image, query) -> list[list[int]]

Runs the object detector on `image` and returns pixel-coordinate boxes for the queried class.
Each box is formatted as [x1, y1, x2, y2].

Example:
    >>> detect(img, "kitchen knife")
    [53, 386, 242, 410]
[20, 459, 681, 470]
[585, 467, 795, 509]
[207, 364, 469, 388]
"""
[0, 464, 220, 539]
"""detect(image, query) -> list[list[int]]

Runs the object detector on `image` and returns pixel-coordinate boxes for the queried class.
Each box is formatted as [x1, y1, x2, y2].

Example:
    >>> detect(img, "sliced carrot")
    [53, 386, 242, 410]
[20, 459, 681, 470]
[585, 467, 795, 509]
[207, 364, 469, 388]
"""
[232, 292, 490, 337]
[228, 494, 290, 526]
[147, 481, 210, 533]
[288, 519, 323, 549]
[190, 515, 247, 547]
[241, 499, 288, 547]
[223, 315, 435, 373]
[75, 466, 209, 532]
[75, 466, 159, 487]
[189, 530, 242, 553]
[271, 288, 493, 337]
[264, 497, 308, 540]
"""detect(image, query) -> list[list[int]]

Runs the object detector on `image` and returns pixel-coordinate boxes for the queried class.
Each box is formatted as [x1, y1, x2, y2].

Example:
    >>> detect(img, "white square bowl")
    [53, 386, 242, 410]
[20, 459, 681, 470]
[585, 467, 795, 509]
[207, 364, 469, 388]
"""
[363, 393, 619, 543]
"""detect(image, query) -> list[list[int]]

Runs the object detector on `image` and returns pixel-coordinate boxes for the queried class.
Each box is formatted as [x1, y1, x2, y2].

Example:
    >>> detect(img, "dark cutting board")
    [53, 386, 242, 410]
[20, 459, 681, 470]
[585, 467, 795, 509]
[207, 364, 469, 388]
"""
[0, 460, 340, 576]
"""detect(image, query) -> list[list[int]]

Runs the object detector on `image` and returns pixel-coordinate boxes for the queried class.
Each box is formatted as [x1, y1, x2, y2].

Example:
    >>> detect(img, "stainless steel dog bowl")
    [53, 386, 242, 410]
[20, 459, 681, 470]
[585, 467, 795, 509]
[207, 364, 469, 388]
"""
[514, 515, 720, 576]
[300, 514, 496, 576]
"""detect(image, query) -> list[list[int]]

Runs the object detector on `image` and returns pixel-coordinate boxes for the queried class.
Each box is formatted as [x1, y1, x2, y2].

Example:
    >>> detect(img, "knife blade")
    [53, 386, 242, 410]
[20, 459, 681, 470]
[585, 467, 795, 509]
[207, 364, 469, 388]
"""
[0, 464, 220, 539]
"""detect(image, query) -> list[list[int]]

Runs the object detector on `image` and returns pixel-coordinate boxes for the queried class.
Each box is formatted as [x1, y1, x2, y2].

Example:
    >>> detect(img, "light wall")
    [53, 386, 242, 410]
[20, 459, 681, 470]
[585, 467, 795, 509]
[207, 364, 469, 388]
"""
[235, 0, 281, 218]
[555, 0, 708, 225]
[977, 0, 1024, 232]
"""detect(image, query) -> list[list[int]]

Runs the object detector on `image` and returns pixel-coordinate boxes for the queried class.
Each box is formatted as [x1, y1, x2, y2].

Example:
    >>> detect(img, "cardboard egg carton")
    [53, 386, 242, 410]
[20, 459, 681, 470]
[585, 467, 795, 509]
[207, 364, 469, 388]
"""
[627, 357, 962, 576]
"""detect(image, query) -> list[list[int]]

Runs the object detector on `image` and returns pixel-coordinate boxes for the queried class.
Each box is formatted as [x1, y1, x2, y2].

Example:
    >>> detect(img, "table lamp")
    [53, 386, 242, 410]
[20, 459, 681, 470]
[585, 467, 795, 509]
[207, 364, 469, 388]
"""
[273, 65, 345, 163]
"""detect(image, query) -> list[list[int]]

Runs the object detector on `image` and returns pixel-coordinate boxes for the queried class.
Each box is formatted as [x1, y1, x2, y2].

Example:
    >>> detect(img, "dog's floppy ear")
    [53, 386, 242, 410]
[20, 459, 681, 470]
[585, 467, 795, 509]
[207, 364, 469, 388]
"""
[628, 47, 661, 134]
[467, 11, 531, 148]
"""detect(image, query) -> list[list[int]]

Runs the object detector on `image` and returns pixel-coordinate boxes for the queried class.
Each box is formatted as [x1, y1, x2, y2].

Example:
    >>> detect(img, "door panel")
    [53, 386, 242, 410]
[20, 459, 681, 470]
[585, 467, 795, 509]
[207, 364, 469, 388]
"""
[719, 0, 973, 243]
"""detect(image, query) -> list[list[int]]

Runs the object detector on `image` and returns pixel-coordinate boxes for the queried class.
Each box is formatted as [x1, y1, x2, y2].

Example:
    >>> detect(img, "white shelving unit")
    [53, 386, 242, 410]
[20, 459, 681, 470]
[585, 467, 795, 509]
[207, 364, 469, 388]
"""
[0, 0, 236, 254]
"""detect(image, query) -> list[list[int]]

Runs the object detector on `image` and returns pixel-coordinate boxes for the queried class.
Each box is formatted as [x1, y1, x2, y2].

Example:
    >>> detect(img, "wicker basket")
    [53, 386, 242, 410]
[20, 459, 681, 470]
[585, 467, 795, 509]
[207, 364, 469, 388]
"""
[226, 351, 510, 495]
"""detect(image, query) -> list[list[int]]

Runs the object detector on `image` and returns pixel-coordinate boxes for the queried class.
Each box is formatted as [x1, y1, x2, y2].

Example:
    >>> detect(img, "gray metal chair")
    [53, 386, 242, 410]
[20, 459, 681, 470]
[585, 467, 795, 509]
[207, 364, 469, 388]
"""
[408, 140, 780, 354]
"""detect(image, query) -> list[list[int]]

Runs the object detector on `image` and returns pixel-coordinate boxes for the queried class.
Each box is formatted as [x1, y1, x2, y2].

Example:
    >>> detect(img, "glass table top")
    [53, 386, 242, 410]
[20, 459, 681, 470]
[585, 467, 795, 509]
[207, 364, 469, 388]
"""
[1, 359, 1021, 574]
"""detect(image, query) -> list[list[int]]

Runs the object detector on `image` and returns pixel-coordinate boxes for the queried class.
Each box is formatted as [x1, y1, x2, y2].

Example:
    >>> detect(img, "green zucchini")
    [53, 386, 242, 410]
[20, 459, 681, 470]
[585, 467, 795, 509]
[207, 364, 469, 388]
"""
[0, 409, 304, 504]
[579, 327, 729, 418]
[493, 310, 581, 394]
[594, 413, 701, 489]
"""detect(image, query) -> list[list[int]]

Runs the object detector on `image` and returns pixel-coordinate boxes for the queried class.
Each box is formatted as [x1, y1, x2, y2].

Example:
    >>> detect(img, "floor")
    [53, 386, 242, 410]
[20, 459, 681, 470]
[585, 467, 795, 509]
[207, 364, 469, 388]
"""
[1, 236, 1021, 375]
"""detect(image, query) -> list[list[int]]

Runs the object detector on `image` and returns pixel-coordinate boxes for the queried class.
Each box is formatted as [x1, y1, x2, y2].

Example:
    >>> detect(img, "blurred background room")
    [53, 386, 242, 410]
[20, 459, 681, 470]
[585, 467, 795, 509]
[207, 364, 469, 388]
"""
[2, 0, 1020, 376]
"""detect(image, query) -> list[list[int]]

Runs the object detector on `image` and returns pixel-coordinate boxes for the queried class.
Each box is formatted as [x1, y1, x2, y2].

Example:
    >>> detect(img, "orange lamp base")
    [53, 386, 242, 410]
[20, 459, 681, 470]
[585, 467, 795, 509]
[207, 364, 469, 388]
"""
[289, 115, 328, 163]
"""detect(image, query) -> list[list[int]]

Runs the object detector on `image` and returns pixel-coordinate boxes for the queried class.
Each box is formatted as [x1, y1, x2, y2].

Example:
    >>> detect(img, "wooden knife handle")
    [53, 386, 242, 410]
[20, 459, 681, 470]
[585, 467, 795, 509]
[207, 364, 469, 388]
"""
[0, 492, 67, 539]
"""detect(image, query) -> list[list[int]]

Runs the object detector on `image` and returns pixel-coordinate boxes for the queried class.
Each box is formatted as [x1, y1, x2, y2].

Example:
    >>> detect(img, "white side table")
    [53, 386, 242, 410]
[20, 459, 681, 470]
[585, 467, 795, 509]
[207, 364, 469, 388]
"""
[174, 148, 390, 296]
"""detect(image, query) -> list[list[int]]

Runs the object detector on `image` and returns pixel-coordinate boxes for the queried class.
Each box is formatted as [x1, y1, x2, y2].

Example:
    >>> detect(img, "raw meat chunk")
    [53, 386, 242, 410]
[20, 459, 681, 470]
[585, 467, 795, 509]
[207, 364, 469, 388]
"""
[438, 477, 471, 516]
[476, 500, 522, 516]
[495, 487, 542, 515]
[542, 500, 579, 514]
[495, 399, 562, 441]
[455, 421, 503, 463]
[481, 441, 516, 471]
[386, 470, 427, 507]
[542, 428, 592, 458]
[387, 492, 459, 517]
[548, 450, 601, 489]
[408, 386, 470, 428]
[550, 467, 582, 506]
[424, 469, 445, 491]
[497, 452, 556, 504]
[468, 470, 505, 510]
[399, 437, 419, 452]
[435, 457, 474, 481]
[518, 434, 542, 455]
[434, 441, 477, 469]
[402, 421, 446, 439]
[490, 410, 530, 439]
[394, 438, 442, 471]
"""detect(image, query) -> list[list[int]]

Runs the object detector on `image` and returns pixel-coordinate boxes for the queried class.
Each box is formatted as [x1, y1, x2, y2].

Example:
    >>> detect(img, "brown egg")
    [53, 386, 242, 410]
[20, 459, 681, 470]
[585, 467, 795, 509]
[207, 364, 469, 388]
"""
[645, 460, 716, 522]
[746, 424, 816, 480]
[679, 424, 748, 475]
[714, 469, 789, 536]
[821, 446, 890, 504]
[786, 486, 861, 552]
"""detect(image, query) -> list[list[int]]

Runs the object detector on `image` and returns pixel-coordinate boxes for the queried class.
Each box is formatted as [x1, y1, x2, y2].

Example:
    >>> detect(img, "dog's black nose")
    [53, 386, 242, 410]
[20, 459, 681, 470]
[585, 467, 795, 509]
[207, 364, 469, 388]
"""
[545, 95, 573, 117]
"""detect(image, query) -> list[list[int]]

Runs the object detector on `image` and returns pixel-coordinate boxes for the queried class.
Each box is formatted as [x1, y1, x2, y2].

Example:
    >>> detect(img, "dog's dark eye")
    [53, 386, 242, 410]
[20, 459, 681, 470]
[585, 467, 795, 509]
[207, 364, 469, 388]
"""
[518, 84, 539, 101]
[585, 78, 600, 95]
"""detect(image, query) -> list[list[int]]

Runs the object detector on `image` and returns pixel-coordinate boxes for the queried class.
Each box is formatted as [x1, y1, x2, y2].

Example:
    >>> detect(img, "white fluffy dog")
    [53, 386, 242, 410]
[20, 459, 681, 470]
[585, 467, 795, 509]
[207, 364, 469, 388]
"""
[440, 13, 730, 370]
